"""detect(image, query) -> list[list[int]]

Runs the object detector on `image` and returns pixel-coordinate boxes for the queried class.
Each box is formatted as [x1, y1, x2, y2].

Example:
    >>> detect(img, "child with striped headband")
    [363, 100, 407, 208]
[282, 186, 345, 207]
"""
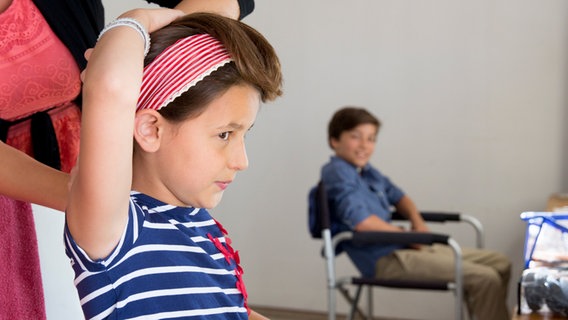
[65, 8, 282, 320]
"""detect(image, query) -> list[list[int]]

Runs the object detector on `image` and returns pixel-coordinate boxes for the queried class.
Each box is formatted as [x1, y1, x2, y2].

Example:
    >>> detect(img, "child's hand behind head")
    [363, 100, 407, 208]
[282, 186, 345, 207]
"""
[118, 8, 185, 33]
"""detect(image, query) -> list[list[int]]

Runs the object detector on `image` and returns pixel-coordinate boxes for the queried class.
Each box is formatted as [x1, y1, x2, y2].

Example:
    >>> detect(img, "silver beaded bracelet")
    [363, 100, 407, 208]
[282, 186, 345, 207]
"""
[97, 17, 150, 57]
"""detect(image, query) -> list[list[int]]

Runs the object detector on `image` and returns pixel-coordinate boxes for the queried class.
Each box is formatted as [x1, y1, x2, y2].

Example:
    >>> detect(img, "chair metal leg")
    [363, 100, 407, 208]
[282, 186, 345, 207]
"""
[338, 285, 366, 320]
[323, 230, 336, 320]
[448, 238, 463, 320]
[328, 285, 335, 320]
[366, 286, 373, 320]
[347, 285, 363, 320]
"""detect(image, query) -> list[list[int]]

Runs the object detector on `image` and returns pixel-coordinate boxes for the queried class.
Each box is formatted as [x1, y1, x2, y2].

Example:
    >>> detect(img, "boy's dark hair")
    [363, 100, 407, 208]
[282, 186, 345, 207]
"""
[327, 106, 381, 148]
[145, 12, 283, 123]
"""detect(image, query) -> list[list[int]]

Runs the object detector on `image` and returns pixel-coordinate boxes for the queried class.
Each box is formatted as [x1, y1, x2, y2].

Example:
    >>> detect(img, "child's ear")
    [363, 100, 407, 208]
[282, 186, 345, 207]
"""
[329, 138, 339, 150]
[134, 110, 163, 153]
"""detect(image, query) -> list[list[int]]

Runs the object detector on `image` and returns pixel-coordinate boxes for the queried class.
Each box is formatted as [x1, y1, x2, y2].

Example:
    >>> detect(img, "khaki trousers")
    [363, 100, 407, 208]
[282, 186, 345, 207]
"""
[375, 244, 511, 320]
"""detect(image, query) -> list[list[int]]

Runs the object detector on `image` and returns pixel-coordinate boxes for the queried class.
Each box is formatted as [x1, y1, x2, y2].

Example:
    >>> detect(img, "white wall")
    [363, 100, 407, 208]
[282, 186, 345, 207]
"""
[34, 1, 568, 319]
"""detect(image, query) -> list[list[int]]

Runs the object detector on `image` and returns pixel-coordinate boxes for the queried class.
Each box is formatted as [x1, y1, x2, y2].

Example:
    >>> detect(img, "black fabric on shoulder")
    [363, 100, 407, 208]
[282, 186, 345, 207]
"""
[144, 0, 254, 20]
[32, 0, 104, 71]
[144, 0, 182, 8]
[237, 0, 254, 19]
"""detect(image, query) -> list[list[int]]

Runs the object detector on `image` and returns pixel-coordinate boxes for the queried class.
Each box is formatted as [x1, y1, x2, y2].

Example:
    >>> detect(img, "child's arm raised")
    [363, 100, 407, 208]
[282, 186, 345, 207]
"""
[66, 9, 184, 260]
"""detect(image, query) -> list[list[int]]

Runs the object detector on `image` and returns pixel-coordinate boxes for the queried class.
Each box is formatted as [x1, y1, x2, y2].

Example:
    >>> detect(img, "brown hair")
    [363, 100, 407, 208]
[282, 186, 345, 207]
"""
[144, 12, 283, 122]
[327, 106, 381, 148]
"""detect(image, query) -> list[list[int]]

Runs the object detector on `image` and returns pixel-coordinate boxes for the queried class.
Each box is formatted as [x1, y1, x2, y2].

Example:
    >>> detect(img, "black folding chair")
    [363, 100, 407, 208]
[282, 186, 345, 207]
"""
[308, 181, 485, 320]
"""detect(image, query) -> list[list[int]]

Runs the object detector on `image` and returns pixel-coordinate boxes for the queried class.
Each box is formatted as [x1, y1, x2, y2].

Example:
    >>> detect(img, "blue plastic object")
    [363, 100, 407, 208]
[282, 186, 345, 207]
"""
[521, 211, 568, 269]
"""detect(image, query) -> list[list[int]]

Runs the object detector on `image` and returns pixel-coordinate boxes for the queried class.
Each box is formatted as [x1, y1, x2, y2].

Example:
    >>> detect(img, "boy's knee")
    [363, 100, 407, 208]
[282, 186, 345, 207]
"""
[480, 270, 502, 289]
[465, 267, 503, 293]
[494, 253, 512, 280]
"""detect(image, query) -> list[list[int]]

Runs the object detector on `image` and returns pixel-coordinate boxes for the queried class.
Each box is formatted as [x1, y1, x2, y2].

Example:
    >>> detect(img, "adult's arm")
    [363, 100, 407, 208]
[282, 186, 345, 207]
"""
[33, 0, 253, 71]
[0, 141, 68, 211]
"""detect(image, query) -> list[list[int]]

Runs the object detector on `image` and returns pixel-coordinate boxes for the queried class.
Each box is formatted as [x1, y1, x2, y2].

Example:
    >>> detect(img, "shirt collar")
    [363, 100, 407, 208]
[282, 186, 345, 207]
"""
[330, 155, 372, 173]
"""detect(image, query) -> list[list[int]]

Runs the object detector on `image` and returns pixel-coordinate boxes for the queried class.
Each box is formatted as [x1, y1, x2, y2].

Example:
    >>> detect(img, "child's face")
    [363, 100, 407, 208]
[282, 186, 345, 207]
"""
[331, 123, 378, 169]
[156, 84, 260, 208]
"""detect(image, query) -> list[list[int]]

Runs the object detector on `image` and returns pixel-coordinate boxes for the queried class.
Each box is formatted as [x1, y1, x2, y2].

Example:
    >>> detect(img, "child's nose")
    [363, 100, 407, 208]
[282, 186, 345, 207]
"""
[228, 141, 249, 171]
[358, 138, 370, 149]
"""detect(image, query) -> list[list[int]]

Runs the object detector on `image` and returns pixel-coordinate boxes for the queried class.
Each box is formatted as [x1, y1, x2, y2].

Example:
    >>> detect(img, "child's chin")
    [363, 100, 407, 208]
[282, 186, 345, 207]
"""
[202, 195, 224, 209]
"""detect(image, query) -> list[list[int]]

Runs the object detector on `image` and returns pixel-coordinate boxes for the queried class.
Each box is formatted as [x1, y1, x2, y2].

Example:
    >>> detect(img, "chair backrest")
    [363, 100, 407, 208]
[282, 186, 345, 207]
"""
[308, 181, 349, 239]
[308, 181, 326, 238]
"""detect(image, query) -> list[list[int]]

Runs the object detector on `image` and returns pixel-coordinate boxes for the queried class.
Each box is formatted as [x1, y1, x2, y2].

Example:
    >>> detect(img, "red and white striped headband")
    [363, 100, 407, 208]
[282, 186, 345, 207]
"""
[137, 33, 232, 111]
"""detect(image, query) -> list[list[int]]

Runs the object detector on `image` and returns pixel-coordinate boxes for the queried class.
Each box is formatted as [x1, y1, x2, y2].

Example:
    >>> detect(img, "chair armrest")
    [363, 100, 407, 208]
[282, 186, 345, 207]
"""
[392, 211, 460, 222]
[392, 211, 485, 248]
[325, 230, 450, 257]
[350, 230, 450, 246]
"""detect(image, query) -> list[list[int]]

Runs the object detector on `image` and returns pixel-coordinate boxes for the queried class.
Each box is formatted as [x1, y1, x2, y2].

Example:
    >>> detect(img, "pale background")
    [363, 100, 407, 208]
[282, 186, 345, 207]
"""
[33, 1, 568, 319]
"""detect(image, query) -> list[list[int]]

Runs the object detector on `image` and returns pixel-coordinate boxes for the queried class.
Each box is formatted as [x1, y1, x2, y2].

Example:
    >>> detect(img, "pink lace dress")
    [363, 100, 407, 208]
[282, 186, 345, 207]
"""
[0, 0, 82, 317]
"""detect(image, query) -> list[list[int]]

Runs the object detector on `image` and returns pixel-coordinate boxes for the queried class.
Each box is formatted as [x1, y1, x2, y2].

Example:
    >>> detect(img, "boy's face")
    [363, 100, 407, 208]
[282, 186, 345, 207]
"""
[155, 84, 260, 208]
[330, 123, 378, 169]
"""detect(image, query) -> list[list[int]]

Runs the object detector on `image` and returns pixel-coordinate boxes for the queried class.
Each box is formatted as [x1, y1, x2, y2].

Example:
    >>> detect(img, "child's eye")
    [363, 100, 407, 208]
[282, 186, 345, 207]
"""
[219, 132, 231, 141]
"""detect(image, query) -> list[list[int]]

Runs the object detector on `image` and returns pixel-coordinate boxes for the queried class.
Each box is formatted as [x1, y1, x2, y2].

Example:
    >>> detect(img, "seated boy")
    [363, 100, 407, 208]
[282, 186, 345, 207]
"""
[318, 106, 511, 320]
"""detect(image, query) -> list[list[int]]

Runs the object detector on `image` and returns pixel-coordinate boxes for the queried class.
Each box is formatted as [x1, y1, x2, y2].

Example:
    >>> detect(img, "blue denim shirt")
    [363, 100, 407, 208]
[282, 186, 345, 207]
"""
[321, 156, 406, 277]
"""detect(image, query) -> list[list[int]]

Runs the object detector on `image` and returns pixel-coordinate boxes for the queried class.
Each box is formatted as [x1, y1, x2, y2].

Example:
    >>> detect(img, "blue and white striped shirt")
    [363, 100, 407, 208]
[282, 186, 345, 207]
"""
[64, 191, 248, 320]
